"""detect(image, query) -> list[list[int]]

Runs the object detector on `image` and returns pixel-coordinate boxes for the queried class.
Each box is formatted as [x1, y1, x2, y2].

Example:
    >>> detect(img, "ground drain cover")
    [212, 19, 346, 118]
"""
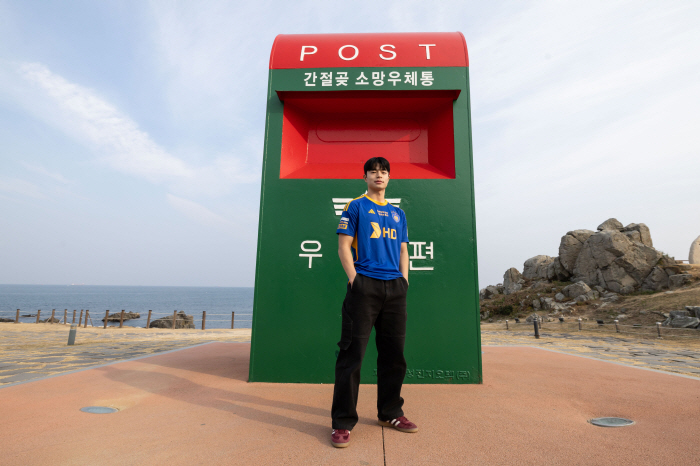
[589, 417, 634, 427]
[80, 406, 118, 414]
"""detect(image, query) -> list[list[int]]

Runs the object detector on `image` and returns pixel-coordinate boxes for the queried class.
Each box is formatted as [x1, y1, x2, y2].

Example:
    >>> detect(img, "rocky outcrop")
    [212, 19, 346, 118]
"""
[690, 235, 700, 265]
[0, 317, 14, 323]
[572, 229, 661, 294]
[686, 306, 700, 318]
[40, 317, 62, 323]
[480, 285, 501, 300]
[503, 268, 523, 295]
[149, 311, 194, 329]
[103, 312, 141, 322]
[641, 267, 670, 291]
[523, 256, 554, 280]
[669, 316, 700, 328]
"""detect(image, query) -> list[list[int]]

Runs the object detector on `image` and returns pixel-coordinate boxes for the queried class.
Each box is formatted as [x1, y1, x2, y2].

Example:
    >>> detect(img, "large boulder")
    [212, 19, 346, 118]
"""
[480, 285, 501, 300]
[149, 311, 195, 329]
[503, 268, 523, 295]
[597, 218, 624, 231]
[669, 317, 700, 329]
[686, 306, 700, 318]
[546, 257, 571, 281]
[562, 281, 591, 298]
[669, 274, 692, 289]
[572, 230, 662, 294]
[523, 255, 554, 280]
[558, 230, 594, 273]
[622, 223, 653, 247]
[641, 267, 670, 291]
[690, 235, 700, 265]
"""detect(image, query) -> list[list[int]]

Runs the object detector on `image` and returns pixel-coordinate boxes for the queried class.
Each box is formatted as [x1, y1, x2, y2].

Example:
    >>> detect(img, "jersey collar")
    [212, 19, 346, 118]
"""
[362, 194, 388, 206]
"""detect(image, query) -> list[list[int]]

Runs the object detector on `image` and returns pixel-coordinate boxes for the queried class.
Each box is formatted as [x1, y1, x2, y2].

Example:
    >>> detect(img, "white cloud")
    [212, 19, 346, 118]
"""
[21, 162, 71, 184]
[166, 193, 233, 227]
[0, 177, 48, 200]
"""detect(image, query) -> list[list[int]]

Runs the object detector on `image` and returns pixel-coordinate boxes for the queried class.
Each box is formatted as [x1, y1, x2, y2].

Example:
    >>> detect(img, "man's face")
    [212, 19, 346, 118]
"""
[364, 166, 390, 190]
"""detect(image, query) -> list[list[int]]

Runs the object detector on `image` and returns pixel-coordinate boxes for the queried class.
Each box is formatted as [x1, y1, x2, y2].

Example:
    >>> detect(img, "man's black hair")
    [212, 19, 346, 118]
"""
[363, 157, 390, 175]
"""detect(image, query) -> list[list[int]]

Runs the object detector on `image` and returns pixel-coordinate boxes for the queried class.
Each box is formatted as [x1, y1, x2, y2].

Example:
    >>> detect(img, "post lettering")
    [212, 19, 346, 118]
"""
[379, 44, 396, 60]
[300, 46, 317, 61]
[338, 45, 359, 61]
[419, 44, 436, 59]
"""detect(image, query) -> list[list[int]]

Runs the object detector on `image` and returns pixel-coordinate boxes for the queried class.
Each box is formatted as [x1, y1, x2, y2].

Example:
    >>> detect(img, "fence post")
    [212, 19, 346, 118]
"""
[578, 318, 582, 331]
[72, 310, 76, 324]
[64, 309, 67, 324]
[170, 310, 177, 329]
[15, 309, 19, 324]
[202, 311, 206, 330]
[533, 316, 540, 339]
[146, 310, 152, 329]
[84, 310, 89, 328]
[104, 310, 109, 329]
[119, 310, 125, 328]
[656, 322, 662, 338]
[36, 310, 41, 324]
[51, 309, 56, 324]
[505, 319, 509, 330]
[614, 319, 619, 333]
[78, 310, 84, 327]
[231, 311, 235, 330]
[67, 324, 77, 346]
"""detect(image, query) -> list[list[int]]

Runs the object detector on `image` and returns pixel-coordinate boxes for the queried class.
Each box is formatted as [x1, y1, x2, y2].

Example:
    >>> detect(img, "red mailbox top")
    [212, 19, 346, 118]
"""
[270, 32, 468, 69]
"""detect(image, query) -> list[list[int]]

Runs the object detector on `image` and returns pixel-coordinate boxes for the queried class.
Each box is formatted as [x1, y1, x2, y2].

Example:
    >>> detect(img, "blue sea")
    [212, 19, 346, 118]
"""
[0, 285, 254, 329]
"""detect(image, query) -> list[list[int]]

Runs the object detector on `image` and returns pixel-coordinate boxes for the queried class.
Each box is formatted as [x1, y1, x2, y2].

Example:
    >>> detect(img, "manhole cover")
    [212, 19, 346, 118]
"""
[80, 406, 118, 414]
[589, 417, 634, 427]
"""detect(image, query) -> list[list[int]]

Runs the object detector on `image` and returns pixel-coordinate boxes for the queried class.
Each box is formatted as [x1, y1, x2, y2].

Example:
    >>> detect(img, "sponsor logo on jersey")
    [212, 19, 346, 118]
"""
[392, 211, 400, 223]
[378, 210, 388, 217]
[369, 209, 375, 214]
[370, 222, 381, 238]
[338, 223, 348, 229]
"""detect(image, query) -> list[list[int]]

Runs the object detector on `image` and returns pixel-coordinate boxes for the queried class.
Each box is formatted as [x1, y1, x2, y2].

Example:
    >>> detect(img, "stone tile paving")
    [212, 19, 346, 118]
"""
[481, 328, 700, 378]
[0, 324, 252, 386]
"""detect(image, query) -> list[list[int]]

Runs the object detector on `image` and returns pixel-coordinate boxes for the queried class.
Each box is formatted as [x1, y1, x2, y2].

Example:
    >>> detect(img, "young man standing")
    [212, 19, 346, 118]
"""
[331, 157, 418, 448]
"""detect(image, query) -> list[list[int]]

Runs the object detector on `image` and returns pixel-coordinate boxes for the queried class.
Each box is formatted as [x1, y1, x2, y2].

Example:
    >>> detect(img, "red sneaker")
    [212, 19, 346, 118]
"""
[331, 429, 350, 448]
[378, 416, 419, 433]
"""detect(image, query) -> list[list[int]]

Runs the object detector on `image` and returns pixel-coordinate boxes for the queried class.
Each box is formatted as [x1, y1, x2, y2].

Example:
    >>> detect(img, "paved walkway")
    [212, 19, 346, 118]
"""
[1, 343, 698, 465]
[2, 323, 699, 386]
[0, 324, 250, 386]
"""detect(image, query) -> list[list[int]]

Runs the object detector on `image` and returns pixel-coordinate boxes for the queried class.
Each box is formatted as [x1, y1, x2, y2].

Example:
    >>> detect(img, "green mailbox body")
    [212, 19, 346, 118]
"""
[250, 32, 481, 384]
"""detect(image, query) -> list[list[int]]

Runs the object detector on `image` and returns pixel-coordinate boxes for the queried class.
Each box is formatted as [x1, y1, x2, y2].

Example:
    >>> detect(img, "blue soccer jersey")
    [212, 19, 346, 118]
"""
[336, 194, 409, 280]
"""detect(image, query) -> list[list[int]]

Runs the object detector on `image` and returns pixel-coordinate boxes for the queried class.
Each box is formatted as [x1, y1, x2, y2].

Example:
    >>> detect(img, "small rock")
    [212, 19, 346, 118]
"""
[555, 292, 566, 302]
[103, 312, 141, 322]
[616, 314, 628, 319]
[639, 310, 648, 315]
[532, 299, 541, 310]
[562, 281, 592, 299]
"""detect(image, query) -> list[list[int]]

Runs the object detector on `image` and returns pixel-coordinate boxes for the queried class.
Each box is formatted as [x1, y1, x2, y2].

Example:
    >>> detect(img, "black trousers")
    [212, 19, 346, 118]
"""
[331, 273, 408, 430]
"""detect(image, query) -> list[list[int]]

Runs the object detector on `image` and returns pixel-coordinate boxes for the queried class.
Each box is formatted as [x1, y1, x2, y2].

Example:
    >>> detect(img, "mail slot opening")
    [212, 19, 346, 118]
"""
[278, 90, 458, 179]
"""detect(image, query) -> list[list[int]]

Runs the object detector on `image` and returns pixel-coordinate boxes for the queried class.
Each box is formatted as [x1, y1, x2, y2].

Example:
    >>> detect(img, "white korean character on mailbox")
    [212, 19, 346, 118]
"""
[387, 71, 401, 86]
[404, 71, 417, 86]
[420, 71, 434, 86]
[355, 72, 369, 85]
[320, 72, 333, 87]
[299, 240, 322, 268]
[372, 71, 385, 86]
[335, 71, 349, 86]
[409, 241, 434, 270]
[304, 72, 317, 87]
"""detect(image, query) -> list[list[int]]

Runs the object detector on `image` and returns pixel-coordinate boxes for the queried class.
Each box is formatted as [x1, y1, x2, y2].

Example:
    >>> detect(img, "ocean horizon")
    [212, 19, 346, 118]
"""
[0, 284, 254, 329]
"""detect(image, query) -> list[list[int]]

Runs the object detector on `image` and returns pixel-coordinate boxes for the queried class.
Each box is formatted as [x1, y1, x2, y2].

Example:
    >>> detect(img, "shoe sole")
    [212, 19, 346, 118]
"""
[377, 420, 419, 433]
[331, 441, 350, 448]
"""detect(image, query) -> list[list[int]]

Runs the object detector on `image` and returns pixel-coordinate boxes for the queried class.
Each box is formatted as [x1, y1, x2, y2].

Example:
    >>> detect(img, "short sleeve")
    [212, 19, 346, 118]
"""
[401, 210, 409, 243]
[337, 200, 359, 236]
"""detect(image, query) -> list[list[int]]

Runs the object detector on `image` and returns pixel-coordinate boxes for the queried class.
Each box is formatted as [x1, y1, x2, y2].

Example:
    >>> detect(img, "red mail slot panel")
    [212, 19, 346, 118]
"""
[270, 32, 468, 69]
[278, 90, 458, 179]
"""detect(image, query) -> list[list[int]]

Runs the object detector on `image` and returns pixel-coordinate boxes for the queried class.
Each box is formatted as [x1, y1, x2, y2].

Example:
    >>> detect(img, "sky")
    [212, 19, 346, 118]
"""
[0, 0, 698, 287]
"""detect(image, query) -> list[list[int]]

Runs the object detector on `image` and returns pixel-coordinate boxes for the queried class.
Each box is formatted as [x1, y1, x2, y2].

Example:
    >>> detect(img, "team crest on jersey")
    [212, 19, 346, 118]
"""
[392, 211, 400, 223]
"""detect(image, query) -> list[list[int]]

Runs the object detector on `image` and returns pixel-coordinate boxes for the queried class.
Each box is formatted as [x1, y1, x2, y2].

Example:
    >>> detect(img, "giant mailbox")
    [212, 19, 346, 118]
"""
[249, 33, 481, 384]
